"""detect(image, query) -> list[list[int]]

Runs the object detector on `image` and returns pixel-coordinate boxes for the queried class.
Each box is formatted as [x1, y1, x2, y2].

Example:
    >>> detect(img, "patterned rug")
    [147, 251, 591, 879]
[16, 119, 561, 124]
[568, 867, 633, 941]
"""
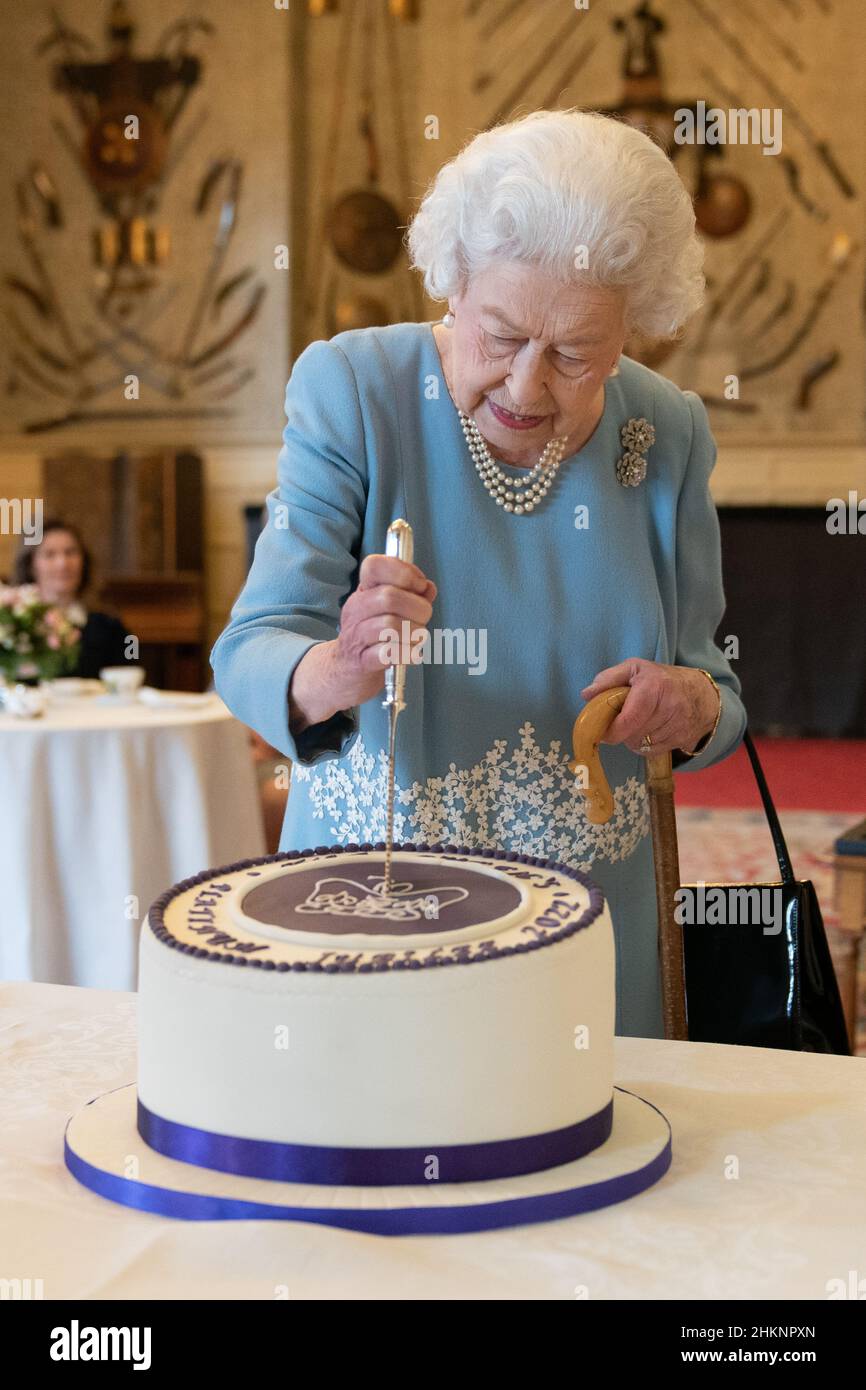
[675, 806, 849, 912]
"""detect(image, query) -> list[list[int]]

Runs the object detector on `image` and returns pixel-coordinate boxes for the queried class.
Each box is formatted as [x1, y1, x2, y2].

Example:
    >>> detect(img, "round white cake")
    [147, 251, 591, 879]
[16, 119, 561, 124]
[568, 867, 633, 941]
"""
[137, 841, 615, 1184]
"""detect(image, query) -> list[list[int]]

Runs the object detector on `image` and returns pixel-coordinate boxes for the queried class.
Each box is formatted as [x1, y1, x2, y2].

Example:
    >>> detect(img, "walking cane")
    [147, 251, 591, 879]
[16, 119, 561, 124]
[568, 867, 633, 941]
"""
[569, 686, 688, 1041]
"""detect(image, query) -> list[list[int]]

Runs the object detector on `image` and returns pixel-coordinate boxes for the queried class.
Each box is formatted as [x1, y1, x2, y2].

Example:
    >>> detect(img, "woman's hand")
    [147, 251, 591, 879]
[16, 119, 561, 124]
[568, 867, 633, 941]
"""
[580, 658, 720, 757]
[289, 555, 437, 733]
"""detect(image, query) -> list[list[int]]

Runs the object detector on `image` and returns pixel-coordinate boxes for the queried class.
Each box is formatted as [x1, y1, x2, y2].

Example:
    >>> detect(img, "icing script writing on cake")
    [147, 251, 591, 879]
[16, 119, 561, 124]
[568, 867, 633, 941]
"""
[294, 874, 469, 923]
[186, 883, 269, 954]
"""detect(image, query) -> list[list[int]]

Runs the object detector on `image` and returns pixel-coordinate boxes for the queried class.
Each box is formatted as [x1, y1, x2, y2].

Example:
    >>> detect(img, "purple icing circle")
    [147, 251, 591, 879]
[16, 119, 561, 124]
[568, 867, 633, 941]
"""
[239, 858, 524, 937]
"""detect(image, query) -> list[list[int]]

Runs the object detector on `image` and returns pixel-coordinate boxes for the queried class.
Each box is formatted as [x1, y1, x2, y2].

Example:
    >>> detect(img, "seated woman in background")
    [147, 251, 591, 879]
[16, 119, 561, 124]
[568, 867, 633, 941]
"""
[13, 520, 128, 678]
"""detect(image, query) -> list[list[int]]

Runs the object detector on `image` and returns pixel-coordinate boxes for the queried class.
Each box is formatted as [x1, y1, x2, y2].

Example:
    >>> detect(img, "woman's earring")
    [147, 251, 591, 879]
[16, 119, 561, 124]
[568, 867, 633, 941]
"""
[609, 359, 621, 377]
[442, 311, 454, 327]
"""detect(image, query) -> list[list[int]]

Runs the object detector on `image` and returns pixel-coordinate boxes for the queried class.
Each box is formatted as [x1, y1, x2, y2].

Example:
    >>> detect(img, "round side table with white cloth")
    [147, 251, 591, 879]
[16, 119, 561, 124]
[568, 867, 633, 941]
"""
[0, 691, 266, 990]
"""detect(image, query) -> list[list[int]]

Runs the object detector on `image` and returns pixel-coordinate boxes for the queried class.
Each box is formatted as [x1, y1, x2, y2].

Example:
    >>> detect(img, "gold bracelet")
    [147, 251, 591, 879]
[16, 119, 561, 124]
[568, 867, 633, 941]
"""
[679, 668, 723, 758]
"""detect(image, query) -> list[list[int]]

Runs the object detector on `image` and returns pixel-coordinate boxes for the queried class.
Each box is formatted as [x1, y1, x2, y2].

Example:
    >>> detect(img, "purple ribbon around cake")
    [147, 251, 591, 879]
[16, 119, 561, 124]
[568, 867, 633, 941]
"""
[64, 1133, 671, 1235]
[63, 1087, 673, 1234]
[136, 1097, 614, 1186]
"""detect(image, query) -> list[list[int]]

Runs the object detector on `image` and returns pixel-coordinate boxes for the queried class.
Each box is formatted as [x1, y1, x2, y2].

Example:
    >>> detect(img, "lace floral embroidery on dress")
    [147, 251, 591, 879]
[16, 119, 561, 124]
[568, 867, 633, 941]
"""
[292, 721, 649, 870]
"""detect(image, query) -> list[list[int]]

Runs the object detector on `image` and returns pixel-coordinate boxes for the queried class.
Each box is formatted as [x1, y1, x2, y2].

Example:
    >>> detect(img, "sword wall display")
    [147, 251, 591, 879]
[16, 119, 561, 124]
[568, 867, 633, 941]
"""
[750, 281, 796, 341]
[300, 0, 863, 433]
[692, 145, 752, 240]
[307, 0, 420, 338]
[687, 0, 857, 199]
[734, 0, 805, 72]
[473, 3, 556, 97]
[691, 209, 791, 358]
[2, 2, 272, 434]
[697, 65, 829, 223]
[794, 349, 841, 409]
[9, 2, 854, 434]
[486, 8, 583, 126]
[726, 259, 771, 323]
[740, 232, 854, 381]
[538, 36, 599, 112]
[779, 156, 830, 222]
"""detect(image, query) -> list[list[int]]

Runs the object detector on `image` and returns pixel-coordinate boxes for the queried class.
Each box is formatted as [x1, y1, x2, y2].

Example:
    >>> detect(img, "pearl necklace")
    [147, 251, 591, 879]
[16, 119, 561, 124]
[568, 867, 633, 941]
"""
[458, 410, 568, 515]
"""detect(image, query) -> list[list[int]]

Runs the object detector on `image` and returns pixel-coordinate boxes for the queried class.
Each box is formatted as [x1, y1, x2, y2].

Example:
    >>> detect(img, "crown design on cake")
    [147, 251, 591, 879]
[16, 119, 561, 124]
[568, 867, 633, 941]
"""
[294, 873, 470, 922]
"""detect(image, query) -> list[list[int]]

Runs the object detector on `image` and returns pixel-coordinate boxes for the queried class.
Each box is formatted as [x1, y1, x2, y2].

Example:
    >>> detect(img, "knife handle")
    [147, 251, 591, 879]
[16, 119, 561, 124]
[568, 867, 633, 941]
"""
[386, 518, 414, 567]
[384, 519, 414, 707]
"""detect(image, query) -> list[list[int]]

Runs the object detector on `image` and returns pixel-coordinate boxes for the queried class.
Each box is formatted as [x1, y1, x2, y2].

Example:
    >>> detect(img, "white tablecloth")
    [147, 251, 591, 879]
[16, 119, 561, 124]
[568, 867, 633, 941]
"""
[1, 981, 863, 1301]
[0, 696, 266, 990]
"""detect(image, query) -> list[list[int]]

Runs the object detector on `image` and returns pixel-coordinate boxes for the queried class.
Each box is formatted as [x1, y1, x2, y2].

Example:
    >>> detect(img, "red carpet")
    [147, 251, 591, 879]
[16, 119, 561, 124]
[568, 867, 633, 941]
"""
[674, 737, 866, 816]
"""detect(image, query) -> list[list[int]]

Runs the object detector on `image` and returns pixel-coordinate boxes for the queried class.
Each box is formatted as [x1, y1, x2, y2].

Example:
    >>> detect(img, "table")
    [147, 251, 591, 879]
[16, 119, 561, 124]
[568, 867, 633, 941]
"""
[0, 695, 266, 990]
[2, 980, 864, 1301]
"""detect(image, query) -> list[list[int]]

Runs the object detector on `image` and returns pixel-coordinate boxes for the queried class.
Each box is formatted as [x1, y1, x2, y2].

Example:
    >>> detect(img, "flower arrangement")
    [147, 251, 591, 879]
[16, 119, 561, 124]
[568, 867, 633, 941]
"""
[0, 584, 82, 683]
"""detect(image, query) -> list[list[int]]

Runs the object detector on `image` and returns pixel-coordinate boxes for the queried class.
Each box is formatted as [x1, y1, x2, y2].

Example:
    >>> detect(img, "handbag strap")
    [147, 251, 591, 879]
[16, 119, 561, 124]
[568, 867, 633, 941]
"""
[742, 728, 796, 885]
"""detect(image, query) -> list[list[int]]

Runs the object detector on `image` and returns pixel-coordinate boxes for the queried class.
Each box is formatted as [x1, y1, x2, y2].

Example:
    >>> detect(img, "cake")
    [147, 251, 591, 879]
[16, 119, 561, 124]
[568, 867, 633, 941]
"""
[65, 842, 672, 1234]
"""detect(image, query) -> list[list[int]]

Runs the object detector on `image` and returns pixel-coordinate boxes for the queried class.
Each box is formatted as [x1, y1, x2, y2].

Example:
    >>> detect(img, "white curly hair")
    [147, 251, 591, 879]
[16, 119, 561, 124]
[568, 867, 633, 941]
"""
[407, 109, 705, 339]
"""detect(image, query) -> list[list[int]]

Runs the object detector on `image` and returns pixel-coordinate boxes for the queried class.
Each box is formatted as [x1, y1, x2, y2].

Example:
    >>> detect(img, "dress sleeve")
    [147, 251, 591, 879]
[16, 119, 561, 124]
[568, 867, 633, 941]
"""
[210, 338, 367, 765]
[670, 391, 747, 772]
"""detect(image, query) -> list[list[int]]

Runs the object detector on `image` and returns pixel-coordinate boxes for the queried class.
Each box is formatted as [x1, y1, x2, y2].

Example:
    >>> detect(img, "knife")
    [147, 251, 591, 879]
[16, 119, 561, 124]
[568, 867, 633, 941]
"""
[382, 519, 414, 896]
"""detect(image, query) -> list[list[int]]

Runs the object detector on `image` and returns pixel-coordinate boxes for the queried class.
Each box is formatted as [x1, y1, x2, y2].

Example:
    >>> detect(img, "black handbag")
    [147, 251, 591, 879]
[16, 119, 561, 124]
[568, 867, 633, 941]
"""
[681, 729, 851, 1054]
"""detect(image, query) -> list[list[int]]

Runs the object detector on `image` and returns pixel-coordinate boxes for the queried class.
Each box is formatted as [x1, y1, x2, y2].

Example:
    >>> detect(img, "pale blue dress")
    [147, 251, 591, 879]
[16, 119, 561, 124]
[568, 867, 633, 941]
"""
[211, 322, 747, 1038]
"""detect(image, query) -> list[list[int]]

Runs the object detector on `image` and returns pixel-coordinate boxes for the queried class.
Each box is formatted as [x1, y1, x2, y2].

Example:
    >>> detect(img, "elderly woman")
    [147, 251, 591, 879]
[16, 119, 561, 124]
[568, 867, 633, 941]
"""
[212, 109, 746, 1038]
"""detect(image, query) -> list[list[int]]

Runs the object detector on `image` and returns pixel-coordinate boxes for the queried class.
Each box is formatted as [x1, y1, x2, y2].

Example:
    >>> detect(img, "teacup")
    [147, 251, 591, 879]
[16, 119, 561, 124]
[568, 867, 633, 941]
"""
[99, 665, 146, 697]
[2, 683, 47, 719]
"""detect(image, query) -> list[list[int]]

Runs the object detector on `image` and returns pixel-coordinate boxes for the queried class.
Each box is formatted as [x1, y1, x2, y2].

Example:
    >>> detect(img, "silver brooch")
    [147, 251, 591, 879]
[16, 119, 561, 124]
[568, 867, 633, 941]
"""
[616, 417, 655, 487]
